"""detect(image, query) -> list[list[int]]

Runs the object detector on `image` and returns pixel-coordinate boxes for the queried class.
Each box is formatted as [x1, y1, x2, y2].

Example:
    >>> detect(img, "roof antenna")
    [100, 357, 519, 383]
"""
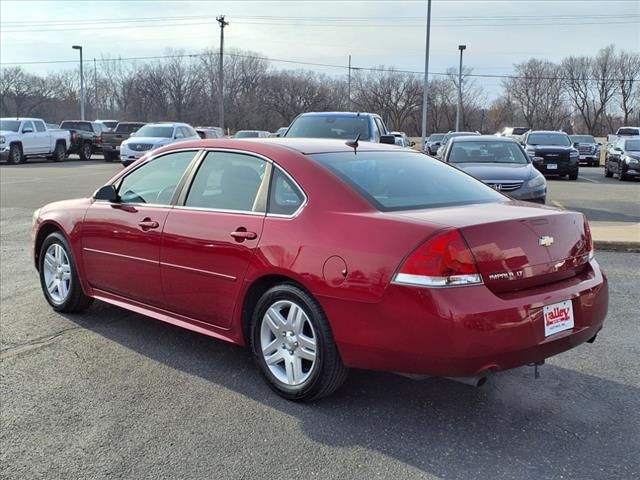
[345, 133, 361, 154]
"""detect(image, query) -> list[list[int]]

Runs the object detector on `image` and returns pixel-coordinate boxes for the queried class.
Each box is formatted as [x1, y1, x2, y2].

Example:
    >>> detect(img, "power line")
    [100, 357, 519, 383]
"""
[0, 51, 630, 82]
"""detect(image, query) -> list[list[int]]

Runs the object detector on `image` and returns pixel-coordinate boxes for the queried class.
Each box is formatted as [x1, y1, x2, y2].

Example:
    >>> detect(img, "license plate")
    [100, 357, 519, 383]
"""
[547, 163, 558, 170]
[579, 155, 586, 160]
[544, 300, 574, 337]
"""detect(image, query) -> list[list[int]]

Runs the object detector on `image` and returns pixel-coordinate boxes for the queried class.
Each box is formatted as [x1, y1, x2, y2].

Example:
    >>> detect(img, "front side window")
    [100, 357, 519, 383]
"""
[625, 140, 640, 151]
[21, 121, 35, 133]
[268, 168, 305, 216]
[448, 141, 528, 164]
[185, 151, 268, 212]
[312, 151, 505, 211]
[117, 151, 196, 205]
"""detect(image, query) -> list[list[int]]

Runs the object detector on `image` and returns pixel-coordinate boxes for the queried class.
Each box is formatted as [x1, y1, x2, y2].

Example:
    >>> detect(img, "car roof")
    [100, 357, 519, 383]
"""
[144, 122, 187, 127]
[296, 111, 379, 118]
[452, 135, 519, 143]
[527, 130, 568, 134]
[161, 137, 414, 156]
[1, 117, 44, 122]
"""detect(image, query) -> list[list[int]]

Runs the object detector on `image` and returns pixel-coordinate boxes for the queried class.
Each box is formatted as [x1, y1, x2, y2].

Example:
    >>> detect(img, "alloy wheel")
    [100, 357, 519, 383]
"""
[260, 300, 317, 386]
[42, 243, 72, 304]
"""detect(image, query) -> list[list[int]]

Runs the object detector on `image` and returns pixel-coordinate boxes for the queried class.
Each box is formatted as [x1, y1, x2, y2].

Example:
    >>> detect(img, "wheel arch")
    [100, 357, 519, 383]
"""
[240, 273, 315, 346]
[34, 221, 67, 270]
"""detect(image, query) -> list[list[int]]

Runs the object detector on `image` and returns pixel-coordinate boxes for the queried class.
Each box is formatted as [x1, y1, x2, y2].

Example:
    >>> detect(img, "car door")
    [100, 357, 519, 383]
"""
[32, 120, 50, 153]
[159, 150, 270, 328]
[81, 150, 199, 305]
[20, 121, 37, 154]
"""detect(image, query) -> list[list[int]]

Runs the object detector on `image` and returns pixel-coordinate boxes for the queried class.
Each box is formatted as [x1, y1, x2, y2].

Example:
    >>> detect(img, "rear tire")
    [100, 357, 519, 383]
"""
[569, 171, 578, 181]
[8, 143, 23, 164]
[52, 142, 66, 162]
[605, 163, 613, 177]
[39, 232, 93, 313]
[250, 283, 348, 401]
[79, 142, 92, 161]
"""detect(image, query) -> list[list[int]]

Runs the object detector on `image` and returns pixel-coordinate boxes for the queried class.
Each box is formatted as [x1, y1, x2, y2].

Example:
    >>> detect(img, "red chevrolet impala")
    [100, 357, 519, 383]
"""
[32, 138, 608, 400]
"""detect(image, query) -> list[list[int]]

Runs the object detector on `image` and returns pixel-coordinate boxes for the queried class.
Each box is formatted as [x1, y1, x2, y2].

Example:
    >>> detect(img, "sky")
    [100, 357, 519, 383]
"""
[1, 0, 639, 98]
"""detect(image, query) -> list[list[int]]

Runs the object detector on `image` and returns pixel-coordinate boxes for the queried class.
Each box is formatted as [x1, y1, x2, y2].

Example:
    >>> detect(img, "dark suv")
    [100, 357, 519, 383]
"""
[605, 137, 640, 181]
[522, 130, 580, 180]
[59, 120, 105, 161]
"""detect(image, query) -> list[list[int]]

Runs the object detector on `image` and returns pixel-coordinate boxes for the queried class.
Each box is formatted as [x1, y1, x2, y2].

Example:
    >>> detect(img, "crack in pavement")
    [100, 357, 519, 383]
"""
[0, 326, 84, 360]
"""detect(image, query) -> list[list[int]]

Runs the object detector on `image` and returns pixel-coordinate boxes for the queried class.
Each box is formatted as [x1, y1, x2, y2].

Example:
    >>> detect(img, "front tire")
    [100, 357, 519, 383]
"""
[39, 232, 93, 313]
[568, 170, 578, 180]
[250, 284, 348, 401]
[8, 143, 23, 164]
[79, 142, 92, 161]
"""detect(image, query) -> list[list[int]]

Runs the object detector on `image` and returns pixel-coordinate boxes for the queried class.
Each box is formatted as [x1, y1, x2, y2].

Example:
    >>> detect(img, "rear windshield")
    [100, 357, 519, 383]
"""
[570, 135, 596, 143]
[132, 125, 174, 138]
[512, 127, 530, 135]
[625, 140, 640, 151]
[429, 134, 444, 141]
[0, 120, 21, 132]
[311, 151, 505, 211]
[235, 131, 260, 138]
[286, 115, 371, 140]
[617, 128, 640, 135]
[116, 123, 145, 134]
[60, 121, 93, 132]
[527, 133, 571, 146]
[449, 140, 528, 164]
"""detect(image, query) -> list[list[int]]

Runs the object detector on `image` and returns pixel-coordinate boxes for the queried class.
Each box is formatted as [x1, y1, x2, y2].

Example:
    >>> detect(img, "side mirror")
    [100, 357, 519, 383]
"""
[598, 142, 602, 146]
[380, 134, 396, 145]
[94, 184, 119, 202]
[410, 141, 416, 147]
[573, 142, 580, 148]
[22, 127, 33, 134]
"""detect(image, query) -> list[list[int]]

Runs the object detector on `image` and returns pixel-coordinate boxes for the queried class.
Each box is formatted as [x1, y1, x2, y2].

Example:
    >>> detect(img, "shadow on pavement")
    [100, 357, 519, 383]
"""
[63, 301, 640, 479]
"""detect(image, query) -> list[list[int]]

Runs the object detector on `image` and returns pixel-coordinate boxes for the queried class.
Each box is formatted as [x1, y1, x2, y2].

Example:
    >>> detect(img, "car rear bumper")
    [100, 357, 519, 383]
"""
[322, 259, 607, 377]
[0, 149, 8, 161]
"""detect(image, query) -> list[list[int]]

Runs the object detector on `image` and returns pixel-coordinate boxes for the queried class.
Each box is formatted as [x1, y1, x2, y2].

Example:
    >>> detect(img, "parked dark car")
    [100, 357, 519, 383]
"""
[101, 122, 146, 162]
[522, 131, 579, 180]
[605, 137, 640, 181]
[284, 112, 396, 144]
[443, 136, 547, 203]
[425, 133, 445, 155]
[32, 138, 606, 400]
[570, 135, 601, 167]
[59, 120, 104, 161]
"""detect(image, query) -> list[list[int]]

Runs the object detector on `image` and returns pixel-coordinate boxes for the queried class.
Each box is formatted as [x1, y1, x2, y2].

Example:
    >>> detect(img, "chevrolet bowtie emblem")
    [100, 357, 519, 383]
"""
[539, 236, 554, 247]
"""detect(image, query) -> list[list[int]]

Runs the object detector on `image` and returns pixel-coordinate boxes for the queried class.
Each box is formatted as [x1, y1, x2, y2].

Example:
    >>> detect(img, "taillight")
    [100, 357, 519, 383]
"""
[72, 132, 78, 142]
[583, 215, 594, 261]
[393, 229, 483, 288]
[97, 133, 103, 144]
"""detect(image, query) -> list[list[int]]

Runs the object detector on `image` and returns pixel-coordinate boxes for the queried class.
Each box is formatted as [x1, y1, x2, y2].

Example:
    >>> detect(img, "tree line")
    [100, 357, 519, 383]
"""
[1, 46, 638, 136]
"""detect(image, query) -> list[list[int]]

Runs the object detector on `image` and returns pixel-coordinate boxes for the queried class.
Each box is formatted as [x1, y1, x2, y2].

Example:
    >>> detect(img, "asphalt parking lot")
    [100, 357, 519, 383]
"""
[1, 157, 639, 480]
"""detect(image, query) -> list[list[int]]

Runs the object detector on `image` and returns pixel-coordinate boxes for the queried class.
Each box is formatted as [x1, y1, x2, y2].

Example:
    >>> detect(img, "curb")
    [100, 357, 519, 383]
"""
[594, 240, 640, 253]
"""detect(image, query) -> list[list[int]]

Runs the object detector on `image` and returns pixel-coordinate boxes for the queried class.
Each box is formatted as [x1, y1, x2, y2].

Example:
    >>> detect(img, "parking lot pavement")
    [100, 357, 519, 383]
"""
[2, 161, 640, 480]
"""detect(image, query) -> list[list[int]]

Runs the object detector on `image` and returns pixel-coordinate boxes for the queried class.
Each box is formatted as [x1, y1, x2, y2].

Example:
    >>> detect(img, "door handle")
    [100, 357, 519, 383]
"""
[230, 229, 257, 241]
[138, 218, 159, 231]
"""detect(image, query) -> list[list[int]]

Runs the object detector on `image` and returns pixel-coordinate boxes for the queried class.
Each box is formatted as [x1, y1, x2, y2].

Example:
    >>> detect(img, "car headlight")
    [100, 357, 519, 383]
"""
[570, 150, 579, 158]
[623, 155, 638, 164]
[525, 148, 535, 156]
[527, 174, 546, 188]
[32, 208, 41, 227]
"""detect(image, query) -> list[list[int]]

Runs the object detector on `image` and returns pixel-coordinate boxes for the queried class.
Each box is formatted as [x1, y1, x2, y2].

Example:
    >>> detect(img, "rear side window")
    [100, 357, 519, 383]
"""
[185, 152, 268, 212]
[268, 168, 305, 216]
[34, 121, 46, 132]
[311, 151, 505, 211]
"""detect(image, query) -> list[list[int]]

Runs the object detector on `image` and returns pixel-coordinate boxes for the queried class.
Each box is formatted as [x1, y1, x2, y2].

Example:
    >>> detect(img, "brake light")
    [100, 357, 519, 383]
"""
[393, 229, 483, 287]
[97, 133, 103, 144]
[72, 132, 78, 142]
[583, 215, 594, 261]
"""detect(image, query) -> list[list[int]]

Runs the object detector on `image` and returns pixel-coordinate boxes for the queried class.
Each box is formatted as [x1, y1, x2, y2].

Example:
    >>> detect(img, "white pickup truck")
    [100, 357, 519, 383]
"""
[1, 118, 71, 164]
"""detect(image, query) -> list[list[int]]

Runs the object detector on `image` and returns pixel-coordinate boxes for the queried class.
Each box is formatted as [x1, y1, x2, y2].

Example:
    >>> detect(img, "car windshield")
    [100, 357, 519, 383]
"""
[527, 133, 571, 146]
[449, 141, 528, 164]
[235, 131, 260, 138]
[618, 128, 639, 135]
[311, 151, 504, 211]
[286, 115, 371, 140]
[570, 135, 596, 143]
[512, 127, 530, 135]
[429, 134, 444, 142]
[116, 123, 145, 134]
[0, 120, 21, 132]
[133, 125, 174, 138]
[625, 140, 640, 151]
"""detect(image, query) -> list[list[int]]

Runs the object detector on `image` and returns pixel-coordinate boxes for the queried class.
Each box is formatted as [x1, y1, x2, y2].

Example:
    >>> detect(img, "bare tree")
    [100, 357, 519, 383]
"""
[616, 50, 640, 124]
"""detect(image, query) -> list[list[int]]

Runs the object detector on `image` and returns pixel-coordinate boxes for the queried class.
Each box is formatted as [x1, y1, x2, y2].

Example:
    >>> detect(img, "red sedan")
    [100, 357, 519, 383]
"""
[32, 139, 608, 400]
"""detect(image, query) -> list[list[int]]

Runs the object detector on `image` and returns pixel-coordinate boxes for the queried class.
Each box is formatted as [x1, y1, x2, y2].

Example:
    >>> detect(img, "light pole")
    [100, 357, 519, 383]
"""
[420, 0, 432, 151]
[72, 45, 85, 120]
[455, 44, 466, 132]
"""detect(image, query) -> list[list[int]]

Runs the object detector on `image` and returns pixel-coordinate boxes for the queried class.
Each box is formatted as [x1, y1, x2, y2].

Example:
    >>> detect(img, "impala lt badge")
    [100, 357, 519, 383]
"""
[539, 236, 554, 247]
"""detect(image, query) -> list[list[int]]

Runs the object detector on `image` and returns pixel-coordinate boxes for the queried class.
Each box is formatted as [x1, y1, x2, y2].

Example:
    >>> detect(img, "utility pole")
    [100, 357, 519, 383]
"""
[216, 15, 229, 131]
[348, 55, 352, 110]
[93, 57, 98, 119]
[72, 45, 84, 120]
[455, 44, 466, 131]
[420, 0, 432, 151]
